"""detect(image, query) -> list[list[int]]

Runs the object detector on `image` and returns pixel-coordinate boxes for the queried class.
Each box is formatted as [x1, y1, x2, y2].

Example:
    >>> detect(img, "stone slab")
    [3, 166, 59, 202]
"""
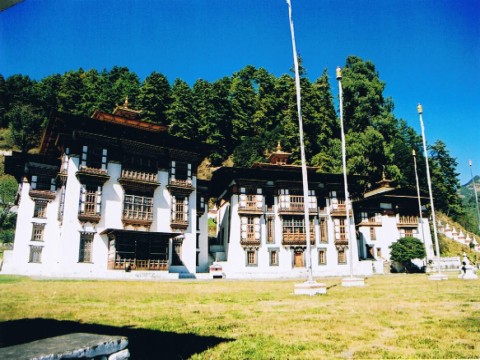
[0, 332, 128, 360]
[294, 281, 327, 295]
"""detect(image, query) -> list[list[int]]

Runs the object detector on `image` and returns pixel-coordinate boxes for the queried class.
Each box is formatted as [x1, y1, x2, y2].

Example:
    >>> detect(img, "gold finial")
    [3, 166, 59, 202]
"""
[277, 141, 282, 151]
[417, 103, 423, 114]
[336, 66, 342, 80]
[123, 96, 129, 108]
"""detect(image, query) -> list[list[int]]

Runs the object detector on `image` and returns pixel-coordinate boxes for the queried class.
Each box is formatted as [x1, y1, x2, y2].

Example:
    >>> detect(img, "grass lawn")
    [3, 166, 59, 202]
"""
[0, 274, 479, 359]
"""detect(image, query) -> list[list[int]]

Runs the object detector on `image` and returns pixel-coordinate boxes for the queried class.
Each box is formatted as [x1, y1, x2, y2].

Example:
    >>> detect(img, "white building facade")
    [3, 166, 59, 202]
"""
[2, 105, 210, 279]
[209, 148, 434, 278]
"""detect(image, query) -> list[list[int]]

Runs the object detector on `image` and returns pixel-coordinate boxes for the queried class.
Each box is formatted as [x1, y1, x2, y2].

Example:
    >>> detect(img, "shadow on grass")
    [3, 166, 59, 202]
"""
[0, 318, 233, 359]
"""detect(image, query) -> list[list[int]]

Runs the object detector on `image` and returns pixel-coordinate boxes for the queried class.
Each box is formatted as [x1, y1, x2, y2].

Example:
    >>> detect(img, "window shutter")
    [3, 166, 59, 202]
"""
[172, 196, 177, 218]
[96, 186, 102, 213]
[334, 218, 340, 240]
[184, 197, 189, 221]
[102, 149, 108, 170]
[239, 194, 246, 208]
[256, 194, 263, 208]
[170, 161, 176, 180]
[31, 175, 37, 190]
[254, 217, 261, 239]
[241, 216, 247, 240]
[80, 185, 86, 212]
[81, 146, 88, 167]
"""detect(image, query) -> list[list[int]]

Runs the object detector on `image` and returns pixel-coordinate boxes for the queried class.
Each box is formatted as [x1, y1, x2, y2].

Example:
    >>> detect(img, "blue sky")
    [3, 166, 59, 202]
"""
[1, 0, 479, 184]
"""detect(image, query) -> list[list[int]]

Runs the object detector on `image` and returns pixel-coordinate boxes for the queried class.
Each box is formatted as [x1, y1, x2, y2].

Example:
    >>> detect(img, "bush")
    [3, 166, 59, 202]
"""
[390, 237, 426, 273]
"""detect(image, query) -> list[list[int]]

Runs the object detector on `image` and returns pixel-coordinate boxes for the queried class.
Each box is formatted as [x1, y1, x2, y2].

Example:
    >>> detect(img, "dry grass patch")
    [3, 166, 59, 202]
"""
[0, 275, 479, 359]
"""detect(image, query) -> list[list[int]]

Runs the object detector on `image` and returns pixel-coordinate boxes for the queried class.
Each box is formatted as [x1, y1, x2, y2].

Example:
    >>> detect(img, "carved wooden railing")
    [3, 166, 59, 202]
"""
[120, 169, 158, 183]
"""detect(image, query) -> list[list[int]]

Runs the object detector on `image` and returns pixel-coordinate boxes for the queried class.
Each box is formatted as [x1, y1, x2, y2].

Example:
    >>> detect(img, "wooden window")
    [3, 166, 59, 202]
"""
[266, 216, 275, 244]
[269, 249, 279, 266]
[334, 218, 347, 242]
[29, 245, 43, 263]
[172, 196, 188, 223]
[246, 250, 257, 266]
[124, 154, 157, 173]
[170, 161, 191, 181]
[123, 194, 153, 221]
[241, 216, 260, 243]
[33, 201, 47, 218]
[79, 185, 102, 216]
[81, 145, 107, 170]
[78, 232, 94, 263]
[370, 227, 376, 241]
[282, 216, 315, 242]
[31, 175, 56, 191]
[400, 228, 414, 238]
[338, 248, 347, 264]
[319, 217, 327, 243]
[31, 223, 45, 242]
[318, 248, 327, 265]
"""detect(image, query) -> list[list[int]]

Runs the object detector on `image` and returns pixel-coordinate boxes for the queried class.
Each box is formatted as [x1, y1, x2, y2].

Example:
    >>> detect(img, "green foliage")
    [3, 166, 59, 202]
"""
[167, 79, 197, 140]
[0, 57, 466, 216]
[429, 140, 462, 217]
[0, 174, 17, 242]
[390, 236, 426, 268]
[6, 104, 46, 153]
[137, 72, 171, 124]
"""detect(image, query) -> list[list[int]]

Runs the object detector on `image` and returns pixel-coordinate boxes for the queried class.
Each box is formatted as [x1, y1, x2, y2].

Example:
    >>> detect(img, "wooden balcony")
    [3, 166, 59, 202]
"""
[110, 258, 168, 271]
[167, 178, 194, 194]
[240, 232, 261, 247]
[330, 201, 347, 216]
[278, 196, 317, 215]
[76, 166, 110, 186]
[122, 210, 153, 227]
[29, 189, 56, 201]
[282, 231, 315, 246]
[171, 218, 189, 230]
[397, 216, 419, 228]
[358, 217, 382, 226]
[238, 196, 263, 214]
[334, 236, 349, 247]
[78, 211, 101, 224]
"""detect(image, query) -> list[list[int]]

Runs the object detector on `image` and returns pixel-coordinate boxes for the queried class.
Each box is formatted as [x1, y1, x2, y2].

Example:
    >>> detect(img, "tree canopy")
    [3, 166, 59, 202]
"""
[0, 56, 464, 223]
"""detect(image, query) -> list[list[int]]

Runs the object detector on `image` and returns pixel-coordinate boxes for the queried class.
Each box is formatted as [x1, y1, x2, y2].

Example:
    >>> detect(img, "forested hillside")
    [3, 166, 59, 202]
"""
[0, 55, 464, 221]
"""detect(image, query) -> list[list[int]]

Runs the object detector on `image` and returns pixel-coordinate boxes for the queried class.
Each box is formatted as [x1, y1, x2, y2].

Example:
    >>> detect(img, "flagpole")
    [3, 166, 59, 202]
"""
[286, 0, 313, 282]
[336, 67, 353, 278]
[417, 104, 447, 280]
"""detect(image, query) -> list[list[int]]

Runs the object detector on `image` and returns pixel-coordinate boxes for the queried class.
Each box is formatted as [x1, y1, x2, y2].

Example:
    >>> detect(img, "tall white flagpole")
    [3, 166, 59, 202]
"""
[286, 0, 313, 282]
[336, 67, 354, 278]
[417, 104, 446, 280]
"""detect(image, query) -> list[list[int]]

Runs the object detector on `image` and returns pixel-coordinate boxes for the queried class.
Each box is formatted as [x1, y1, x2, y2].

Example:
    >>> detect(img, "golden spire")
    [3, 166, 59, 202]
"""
[417, 103, 423, 114]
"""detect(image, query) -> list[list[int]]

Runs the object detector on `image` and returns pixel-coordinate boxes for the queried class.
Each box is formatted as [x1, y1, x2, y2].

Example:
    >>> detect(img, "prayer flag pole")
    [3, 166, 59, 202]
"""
[286, 0, 326, 295]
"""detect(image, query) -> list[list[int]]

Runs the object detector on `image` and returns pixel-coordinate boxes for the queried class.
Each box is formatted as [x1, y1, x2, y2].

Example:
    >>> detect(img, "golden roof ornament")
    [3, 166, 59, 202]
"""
[336, 66, 342, 80]
[417, 103, 423, 114]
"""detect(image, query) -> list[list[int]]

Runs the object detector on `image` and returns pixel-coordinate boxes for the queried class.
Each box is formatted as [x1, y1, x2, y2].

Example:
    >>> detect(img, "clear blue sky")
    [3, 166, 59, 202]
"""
[1, 0, 478, 184]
